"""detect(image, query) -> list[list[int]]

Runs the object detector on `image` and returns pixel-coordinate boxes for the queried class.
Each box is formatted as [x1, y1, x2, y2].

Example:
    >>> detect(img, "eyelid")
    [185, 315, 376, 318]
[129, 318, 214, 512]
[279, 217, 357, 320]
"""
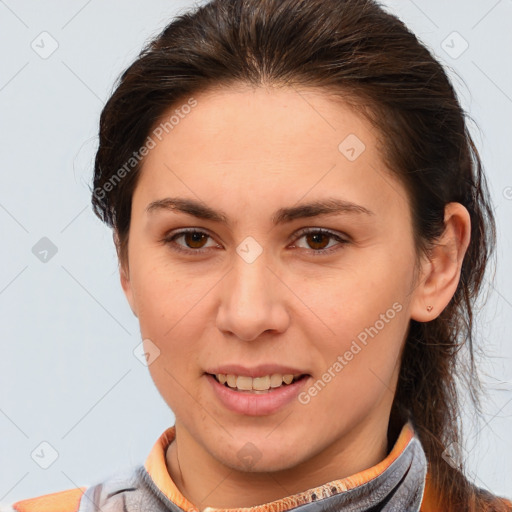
[291, 227, 350, 243]
[162, 226, 350, 255]
[287, 227, 350, 255]
[161, 227, 220, 254]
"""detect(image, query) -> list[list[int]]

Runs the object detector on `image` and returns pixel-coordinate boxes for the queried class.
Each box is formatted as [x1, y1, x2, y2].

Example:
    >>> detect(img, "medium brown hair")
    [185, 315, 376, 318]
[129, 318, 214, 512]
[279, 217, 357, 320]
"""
[91, 0, 508, 509]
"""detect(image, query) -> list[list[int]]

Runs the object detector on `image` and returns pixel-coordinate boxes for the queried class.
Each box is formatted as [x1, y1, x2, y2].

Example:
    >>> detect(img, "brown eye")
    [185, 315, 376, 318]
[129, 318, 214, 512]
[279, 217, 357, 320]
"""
[163, 228, 349, 256]
[291, 228, 350, 255]
[304, 232, 331, 250]
[181, 231, 209, 249]
[163, 229, 217, 254]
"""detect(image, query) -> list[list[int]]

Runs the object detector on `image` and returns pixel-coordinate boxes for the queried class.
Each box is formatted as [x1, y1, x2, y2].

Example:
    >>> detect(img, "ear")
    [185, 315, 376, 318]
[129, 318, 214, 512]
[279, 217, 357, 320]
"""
[120, 263, 138, 318]
[410, 202, 471, 322]
[114, 231, 138, 318]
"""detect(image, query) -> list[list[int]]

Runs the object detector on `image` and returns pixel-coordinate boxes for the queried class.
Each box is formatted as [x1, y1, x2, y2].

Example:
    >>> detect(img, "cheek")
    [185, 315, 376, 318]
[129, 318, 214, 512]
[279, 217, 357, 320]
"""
[134, 267, 205, 411]
[130, 256, 187, 335]
[303, 255, 410, 340]
[304, 304, 407, 427]
[298, 254, 411, 399]
[130, 261, 210, 371]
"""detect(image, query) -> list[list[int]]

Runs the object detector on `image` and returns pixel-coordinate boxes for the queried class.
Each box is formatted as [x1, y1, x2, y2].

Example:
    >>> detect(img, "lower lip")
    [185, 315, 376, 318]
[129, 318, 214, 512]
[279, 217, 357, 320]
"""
[205, 374, 310, 416]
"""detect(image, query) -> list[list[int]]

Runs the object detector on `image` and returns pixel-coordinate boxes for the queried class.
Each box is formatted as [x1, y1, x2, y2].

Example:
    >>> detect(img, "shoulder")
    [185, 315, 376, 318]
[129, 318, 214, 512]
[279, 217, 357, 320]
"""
[0, 487, 86, 512]
[420, 481, 512, 512]
[0, 465, 144, 512]
[477, 488, 512, 512]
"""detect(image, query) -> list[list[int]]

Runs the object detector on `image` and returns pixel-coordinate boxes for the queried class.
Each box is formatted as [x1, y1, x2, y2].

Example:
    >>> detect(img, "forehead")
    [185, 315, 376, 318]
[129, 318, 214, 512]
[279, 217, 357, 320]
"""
[156, 85, 372, 157]
[134, 85, 410, 221]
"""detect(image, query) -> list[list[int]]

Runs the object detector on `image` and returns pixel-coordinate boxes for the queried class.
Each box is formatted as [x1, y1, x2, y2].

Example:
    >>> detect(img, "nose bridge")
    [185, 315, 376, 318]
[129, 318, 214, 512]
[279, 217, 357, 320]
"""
[228, 246, 273, 312]
[216, 245, 289, 340]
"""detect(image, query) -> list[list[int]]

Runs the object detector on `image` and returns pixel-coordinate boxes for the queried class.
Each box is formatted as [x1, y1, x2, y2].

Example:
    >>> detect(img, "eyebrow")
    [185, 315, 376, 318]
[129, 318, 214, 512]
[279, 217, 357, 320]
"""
[145, 196, 375, 226]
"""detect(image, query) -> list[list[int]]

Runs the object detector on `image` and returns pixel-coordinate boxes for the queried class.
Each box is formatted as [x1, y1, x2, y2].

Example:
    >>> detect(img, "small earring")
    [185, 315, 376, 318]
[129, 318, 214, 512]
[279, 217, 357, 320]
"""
[426, 305, 433, 312]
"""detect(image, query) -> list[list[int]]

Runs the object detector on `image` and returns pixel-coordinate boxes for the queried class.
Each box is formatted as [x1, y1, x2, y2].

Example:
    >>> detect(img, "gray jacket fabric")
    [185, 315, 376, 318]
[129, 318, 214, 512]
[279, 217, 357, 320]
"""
[77, 434, 427, 512]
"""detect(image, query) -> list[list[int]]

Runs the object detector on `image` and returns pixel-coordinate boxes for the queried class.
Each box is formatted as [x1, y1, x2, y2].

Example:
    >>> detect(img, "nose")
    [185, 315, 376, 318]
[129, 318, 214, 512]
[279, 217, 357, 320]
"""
[216, 254, 290, 342]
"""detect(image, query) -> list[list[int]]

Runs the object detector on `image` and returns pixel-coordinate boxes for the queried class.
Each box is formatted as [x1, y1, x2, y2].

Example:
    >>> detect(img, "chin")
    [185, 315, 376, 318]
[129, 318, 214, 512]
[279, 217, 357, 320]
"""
[231, 453, 302, 474]
[212, 439, 307, 474]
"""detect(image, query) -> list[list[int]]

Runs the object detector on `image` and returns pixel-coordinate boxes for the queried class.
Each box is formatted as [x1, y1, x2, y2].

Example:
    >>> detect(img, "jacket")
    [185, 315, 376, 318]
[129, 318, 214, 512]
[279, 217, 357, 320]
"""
[2, 422, 511, 512]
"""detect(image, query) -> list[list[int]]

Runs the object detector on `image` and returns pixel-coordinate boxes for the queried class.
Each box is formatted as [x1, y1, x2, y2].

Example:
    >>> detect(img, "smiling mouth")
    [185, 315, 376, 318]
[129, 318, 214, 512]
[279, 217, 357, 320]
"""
[207, 372, 309, 393]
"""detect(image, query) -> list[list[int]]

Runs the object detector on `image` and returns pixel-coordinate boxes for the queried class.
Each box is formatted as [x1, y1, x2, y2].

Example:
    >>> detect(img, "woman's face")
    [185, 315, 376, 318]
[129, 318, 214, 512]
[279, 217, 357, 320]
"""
[121, 86, 426, 474]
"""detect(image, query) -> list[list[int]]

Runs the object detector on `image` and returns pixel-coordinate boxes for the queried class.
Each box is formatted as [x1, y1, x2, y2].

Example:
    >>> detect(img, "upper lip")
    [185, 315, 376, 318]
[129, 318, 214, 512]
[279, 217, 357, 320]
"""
[205, 364, 309, 378]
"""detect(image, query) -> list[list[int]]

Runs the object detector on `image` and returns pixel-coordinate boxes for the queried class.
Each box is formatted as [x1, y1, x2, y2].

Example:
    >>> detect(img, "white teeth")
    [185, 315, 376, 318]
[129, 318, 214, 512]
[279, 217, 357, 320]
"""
[270, 374, 283, 388]
[214, 373, 302, 391]
[236, 376, 253, 390]
[253, 376, 270, 390]
[282, 374, 294, 385]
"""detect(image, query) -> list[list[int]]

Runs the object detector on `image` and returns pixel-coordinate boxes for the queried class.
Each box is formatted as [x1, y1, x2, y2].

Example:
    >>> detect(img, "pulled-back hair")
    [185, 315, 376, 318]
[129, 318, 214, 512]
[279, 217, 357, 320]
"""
[91, 0, 507, 509]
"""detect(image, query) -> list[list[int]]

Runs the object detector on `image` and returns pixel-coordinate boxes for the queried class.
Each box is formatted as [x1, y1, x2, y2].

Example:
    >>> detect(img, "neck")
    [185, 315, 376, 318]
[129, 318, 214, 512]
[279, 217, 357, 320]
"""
[165, 415, 392, 510]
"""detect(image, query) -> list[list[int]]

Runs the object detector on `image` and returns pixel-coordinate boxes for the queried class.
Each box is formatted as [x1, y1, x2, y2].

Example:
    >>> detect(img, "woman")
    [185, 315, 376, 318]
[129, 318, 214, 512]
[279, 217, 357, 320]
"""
[5, 0, 511, 510]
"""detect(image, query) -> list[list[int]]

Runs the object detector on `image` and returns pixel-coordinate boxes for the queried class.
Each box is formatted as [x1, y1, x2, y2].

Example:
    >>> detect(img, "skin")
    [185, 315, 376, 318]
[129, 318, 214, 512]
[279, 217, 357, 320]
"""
[119, 85, 471, 509]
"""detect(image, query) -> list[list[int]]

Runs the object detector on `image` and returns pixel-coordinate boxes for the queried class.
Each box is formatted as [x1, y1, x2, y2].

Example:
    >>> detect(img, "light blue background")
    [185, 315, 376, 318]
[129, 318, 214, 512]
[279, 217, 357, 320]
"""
[1, 0, 511, 503]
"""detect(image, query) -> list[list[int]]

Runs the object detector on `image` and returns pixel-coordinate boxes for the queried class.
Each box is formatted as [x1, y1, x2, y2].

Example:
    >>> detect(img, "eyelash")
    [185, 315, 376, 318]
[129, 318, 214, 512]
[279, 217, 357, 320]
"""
[161, 227, 349, 256]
